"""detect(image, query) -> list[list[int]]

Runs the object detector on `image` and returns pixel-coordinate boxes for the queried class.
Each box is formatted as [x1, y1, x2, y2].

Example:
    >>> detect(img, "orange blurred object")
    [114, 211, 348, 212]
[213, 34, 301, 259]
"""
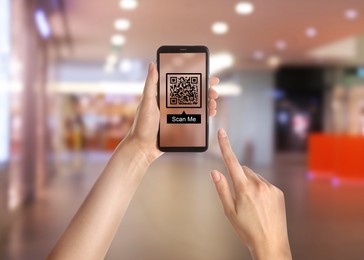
[308, 134, 364, 180]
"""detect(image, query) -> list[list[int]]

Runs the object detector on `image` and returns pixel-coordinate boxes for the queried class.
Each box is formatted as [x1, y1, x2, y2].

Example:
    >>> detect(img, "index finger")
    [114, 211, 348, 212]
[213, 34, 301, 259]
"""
[217, 128, 248, 187]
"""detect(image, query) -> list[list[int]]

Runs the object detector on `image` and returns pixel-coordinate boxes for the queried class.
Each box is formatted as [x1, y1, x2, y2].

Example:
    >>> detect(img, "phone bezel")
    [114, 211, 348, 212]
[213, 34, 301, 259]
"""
[157, 45, 209, 152]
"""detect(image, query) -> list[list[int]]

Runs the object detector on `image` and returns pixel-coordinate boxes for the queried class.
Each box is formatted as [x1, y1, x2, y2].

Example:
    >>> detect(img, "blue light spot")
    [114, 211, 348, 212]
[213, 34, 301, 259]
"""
[34, 9, 51, 39]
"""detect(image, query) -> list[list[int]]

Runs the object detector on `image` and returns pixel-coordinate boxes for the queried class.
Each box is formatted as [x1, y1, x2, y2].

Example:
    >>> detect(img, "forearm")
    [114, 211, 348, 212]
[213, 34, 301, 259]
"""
[48, 137, 150, 260]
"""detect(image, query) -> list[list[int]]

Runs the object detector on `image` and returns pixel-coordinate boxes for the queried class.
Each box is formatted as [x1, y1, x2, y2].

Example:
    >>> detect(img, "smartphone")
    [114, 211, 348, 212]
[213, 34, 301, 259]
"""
[157, 45, 209, 152]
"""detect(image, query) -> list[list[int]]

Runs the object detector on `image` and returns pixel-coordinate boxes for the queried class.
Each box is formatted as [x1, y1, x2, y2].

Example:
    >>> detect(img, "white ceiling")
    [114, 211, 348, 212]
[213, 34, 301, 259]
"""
[58, 0, 364, 69]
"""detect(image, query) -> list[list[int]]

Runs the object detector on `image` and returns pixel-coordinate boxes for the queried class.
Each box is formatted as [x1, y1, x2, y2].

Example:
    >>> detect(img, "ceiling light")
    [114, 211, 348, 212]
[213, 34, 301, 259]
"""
[114, 19, 130, 31]
[276, 40, 287, 50]
[210, 53, 234, 74]
[212, 22, 228, 35]
[111, 34, 125, 46]
[235, 2, 254, 15]
[306, 27, 317, 38]
[345, 9, 358, 20]
[267, 56, 281, 67]
[119, 0, 138, 10]
[253, 50, 264, 60]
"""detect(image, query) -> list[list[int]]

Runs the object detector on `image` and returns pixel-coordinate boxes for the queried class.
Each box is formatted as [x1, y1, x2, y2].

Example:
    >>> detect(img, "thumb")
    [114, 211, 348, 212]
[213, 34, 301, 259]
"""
[143, 62, 158, 98]
[211, 170, 235, 217]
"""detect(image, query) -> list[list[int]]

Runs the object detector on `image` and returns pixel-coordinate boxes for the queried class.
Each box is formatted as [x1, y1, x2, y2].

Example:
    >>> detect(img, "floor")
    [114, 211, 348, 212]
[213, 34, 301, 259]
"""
[1, 152, 364, 260]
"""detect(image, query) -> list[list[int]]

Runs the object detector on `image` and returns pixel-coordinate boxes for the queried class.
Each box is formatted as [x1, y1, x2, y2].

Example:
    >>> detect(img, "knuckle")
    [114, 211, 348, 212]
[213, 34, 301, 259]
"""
[256, 182, 266, 192]
[275, 187, 284, 197]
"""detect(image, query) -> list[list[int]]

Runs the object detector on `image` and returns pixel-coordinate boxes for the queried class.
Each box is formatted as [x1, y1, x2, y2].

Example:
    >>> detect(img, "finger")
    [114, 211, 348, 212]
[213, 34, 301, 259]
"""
[210, 170, 235, 216]
[209, 76, 220, 87]
[242, 165, 259, 181]
[209, 87, 218, 100]
[242, 166, 266, 188]
[208, 99, 217, 111]
[256, 174, 273, 188]
[143, 63, 158, 99]
[218, 129, 248, 188]
[209, 109, 217, 117]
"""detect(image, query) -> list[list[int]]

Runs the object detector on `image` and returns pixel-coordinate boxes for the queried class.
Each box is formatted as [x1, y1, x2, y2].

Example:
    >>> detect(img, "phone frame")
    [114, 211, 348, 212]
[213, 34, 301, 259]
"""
[157, 45, 209, 152]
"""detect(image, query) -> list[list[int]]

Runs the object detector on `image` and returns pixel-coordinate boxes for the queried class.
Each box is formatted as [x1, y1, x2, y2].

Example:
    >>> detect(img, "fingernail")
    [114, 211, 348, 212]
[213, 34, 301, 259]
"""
[218, 128, 227, 137]
[148, 62, 154, 72]
[210, 171, 221, 183]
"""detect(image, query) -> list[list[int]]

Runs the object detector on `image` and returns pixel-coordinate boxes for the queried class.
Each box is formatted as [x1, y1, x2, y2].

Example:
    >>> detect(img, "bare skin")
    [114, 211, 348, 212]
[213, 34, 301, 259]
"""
[211, 128, 292, 260]
[47, 63, 219, 259]
[47, 63, 291, 260]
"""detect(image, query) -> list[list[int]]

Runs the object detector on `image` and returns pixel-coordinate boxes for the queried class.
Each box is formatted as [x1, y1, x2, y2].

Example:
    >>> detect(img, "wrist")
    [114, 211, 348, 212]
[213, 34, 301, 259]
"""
[249, 239, 291, 260]
[111, 137, 150, 172]
[117, 136, 157, 168]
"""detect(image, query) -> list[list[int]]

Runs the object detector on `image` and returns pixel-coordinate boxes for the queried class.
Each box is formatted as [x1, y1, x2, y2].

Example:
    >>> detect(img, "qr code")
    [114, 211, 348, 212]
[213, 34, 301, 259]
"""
[166, 73, 202, 108]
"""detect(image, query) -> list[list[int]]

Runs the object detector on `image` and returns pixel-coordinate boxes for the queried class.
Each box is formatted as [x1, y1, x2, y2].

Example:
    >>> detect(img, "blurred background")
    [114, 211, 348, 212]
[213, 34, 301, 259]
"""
[1, 0, 364, 259]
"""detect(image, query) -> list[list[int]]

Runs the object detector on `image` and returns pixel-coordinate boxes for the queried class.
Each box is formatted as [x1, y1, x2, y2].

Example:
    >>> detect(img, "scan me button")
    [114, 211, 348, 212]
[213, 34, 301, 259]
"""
[167, 111, 201, 124]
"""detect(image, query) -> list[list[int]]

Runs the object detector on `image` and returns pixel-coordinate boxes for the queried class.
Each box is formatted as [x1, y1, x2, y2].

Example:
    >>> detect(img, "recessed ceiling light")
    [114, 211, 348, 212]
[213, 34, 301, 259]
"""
[276, 40, 287, 50]
[345, 9, 358, 20]
[114, 19, 130, 31]
[212, 22, 228, 35]
[267, 56, 281, 67]
[119, 0, 138, 10]
[253, 50, 264, 60]
[305, 27, 317, 38]
[111, 34, 126, 46]
[235, 2, 254, 15]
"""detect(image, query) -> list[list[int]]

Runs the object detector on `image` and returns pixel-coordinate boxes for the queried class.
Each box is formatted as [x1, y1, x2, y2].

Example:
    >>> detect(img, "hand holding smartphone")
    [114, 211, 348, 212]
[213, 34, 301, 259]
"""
[157, 45, 209, 152]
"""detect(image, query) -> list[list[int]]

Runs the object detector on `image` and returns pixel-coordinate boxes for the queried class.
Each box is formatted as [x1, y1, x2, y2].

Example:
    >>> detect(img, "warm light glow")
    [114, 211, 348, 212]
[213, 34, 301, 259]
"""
[111, 34, 126, 46]
[10, 57, 23, 75]
[345, 9, 358, 20]
[119, 0, 138, 10]
[306, 27, 317, 38]
[214, 83, 242, 96]
[276, 40, 287, 50]
[114, 19, 130, 31]
[211, 22, 228, 35]
[104, 64, 115, 74]
[253, 50, 264, 60]
[106, 54, 118, 65]
[267, 56, 281, 67]
[50, 82, 241, 96]
[235, 2, 254, 15]
[210, 53, 234, 74]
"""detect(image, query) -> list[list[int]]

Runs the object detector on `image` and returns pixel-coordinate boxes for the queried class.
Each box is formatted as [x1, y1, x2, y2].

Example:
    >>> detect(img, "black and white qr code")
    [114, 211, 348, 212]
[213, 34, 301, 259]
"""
[166, 73, 202, 108]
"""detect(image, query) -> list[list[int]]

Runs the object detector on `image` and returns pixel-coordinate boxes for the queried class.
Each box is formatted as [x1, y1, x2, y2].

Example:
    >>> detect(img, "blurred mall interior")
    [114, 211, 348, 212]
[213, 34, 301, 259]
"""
[1, 0, 364, 259]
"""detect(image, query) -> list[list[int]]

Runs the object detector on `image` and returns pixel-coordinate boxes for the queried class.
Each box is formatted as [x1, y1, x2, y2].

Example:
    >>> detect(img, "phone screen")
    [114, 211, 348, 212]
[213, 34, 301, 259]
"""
[158, 46, 209, 152]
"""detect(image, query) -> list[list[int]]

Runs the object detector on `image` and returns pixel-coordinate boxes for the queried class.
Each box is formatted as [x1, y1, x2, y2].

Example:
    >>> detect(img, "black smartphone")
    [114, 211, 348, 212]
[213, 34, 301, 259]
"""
[157, 45, 209, 152]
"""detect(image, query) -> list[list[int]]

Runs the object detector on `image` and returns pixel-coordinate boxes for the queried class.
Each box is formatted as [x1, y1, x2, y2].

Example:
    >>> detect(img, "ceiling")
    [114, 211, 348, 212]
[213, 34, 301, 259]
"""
[57, 0, 364, 70]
